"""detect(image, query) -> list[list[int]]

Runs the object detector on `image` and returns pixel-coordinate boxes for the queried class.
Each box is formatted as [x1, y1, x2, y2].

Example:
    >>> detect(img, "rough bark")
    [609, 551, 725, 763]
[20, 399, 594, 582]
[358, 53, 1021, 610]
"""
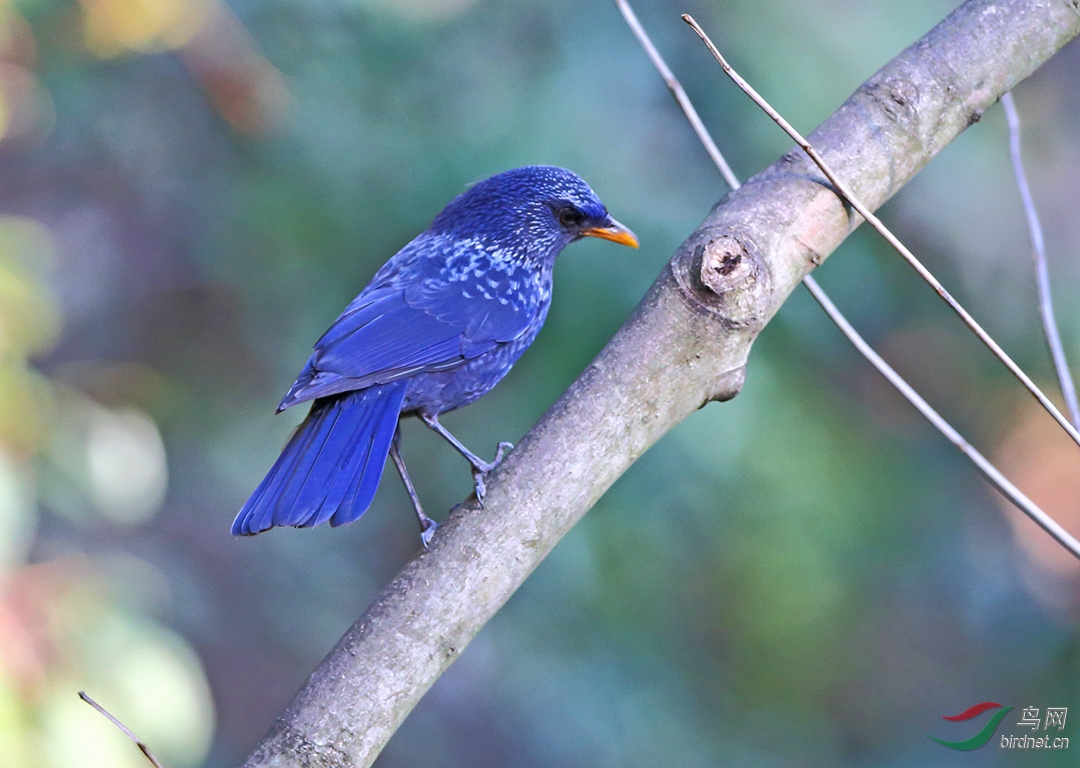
[241, 0, 1080, 765]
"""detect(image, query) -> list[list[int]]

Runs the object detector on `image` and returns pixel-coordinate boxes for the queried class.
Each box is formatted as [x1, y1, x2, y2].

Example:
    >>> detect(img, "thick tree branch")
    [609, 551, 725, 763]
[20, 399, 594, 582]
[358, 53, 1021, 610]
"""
[241, 0, 1080, 765]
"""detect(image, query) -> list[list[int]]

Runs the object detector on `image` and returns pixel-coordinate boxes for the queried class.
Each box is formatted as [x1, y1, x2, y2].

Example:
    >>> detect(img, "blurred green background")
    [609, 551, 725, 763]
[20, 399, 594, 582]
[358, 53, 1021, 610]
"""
[1, 0, 1078, 765]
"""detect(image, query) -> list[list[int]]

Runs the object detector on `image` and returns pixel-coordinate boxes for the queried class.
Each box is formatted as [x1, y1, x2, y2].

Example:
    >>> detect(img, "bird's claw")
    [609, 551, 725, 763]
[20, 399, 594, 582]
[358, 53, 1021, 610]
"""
[472, 441, 514, 506]
[494, 441, 514, 465]
[472, 470, 488, 507]
[419, 517, 439, 551]
[472, 441, 515, 475]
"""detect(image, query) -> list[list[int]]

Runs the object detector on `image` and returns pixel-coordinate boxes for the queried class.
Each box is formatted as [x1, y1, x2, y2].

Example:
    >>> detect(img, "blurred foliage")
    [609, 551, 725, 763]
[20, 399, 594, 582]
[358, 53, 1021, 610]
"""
[0, 0, 1078, 766]
[0, 217, 210, 766]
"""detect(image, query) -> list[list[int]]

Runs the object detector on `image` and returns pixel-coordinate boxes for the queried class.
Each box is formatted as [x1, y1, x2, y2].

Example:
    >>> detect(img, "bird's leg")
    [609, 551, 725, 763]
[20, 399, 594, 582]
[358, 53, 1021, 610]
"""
[389, 426, 438, 550]
[419, 414, 513, 504]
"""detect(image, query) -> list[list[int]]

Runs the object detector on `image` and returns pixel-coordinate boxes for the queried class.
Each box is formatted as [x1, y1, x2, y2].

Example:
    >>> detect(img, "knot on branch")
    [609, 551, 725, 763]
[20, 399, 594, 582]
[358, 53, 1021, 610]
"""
[673, 230, 772, 331]
[700, 235, 752, 293]
[864, 74, 920, 127]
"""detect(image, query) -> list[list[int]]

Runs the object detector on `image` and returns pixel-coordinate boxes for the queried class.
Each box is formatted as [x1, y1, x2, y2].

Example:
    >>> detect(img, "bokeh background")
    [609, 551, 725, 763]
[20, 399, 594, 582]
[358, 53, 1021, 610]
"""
[1, 0, 1078, 765]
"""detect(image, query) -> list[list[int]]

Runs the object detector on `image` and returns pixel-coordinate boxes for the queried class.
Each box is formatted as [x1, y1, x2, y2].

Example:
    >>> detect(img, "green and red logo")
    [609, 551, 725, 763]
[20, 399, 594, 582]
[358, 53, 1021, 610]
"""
[927, 702, 1013, 750]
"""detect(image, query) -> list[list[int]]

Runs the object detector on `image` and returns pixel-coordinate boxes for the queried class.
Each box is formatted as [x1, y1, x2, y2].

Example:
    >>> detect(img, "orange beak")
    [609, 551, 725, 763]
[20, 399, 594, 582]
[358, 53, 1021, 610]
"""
[581, 216, 639, 248]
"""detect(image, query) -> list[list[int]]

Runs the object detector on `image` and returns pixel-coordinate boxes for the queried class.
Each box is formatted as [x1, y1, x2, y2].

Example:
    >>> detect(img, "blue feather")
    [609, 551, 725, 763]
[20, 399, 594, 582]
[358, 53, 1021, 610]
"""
[232, 383, 405, 535]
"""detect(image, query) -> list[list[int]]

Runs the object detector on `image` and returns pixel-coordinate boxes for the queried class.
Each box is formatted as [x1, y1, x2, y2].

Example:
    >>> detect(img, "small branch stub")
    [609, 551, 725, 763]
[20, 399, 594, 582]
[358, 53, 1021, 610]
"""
[701, 234, 752, 293]
[674, 231, 771, 330]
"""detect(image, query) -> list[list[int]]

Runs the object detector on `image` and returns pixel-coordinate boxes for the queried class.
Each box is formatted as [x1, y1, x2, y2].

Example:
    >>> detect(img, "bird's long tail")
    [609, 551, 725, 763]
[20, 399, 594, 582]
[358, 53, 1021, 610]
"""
[232, 382, 406, 535]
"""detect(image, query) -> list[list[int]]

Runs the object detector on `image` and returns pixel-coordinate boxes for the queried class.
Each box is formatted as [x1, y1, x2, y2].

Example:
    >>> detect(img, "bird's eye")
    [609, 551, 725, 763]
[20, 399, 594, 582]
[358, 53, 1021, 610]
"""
[556, 206, 586, 229]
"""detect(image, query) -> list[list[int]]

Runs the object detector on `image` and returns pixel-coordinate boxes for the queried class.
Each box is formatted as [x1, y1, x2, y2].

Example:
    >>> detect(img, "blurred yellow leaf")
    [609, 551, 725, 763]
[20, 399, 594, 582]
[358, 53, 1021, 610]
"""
[79, 0, 213, 57]
[0, 216, 60, 357]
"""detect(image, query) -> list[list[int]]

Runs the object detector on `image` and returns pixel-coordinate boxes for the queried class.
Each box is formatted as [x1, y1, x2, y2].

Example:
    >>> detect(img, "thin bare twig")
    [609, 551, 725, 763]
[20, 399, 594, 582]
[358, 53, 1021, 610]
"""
[615, 0, 1079, 560]
[1002, 91, 1080, 428]
[803, 277, 1080, 559]
[616, 0, 739, 190]
[78, 691, 165, 768]
[682, 13, 1080, 452]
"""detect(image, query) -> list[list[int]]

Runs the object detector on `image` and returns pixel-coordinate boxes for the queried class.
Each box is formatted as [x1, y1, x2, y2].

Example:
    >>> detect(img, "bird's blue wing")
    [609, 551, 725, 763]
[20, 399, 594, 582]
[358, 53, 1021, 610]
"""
[403, 261, 542, 353]
[278, 240, 539, 410]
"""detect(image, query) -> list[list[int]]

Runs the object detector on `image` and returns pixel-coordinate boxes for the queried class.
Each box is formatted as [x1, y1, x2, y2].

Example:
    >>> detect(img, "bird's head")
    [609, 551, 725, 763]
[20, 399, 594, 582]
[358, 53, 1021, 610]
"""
[431, 166, 638, 265]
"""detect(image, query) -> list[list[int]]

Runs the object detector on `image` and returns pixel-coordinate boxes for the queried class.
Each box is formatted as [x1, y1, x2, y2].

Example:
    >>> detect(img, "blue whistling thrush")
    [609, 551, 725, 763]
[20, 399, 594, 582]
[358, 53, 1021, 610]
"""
[232, 166, 638, 547]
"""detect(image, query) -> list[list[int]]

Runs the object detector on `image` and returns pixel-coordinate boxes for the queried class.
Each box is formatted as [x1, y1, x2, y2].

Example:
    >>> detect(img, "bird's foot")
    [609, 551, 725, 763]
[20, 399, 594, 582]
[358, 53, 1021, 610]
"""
[472, 469, 487, 507]
[418, 514, 439, 552]
[493, 440, 514, 466]
[472, 441, 514, 506]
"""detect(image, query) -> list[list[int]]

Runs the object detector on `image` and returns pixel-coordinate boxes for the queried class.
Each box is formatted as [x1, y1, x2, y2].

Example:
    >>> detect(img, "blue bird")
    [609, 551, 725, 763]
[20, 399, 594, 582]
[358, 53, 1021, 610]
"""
[232, 166, 638, 547]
